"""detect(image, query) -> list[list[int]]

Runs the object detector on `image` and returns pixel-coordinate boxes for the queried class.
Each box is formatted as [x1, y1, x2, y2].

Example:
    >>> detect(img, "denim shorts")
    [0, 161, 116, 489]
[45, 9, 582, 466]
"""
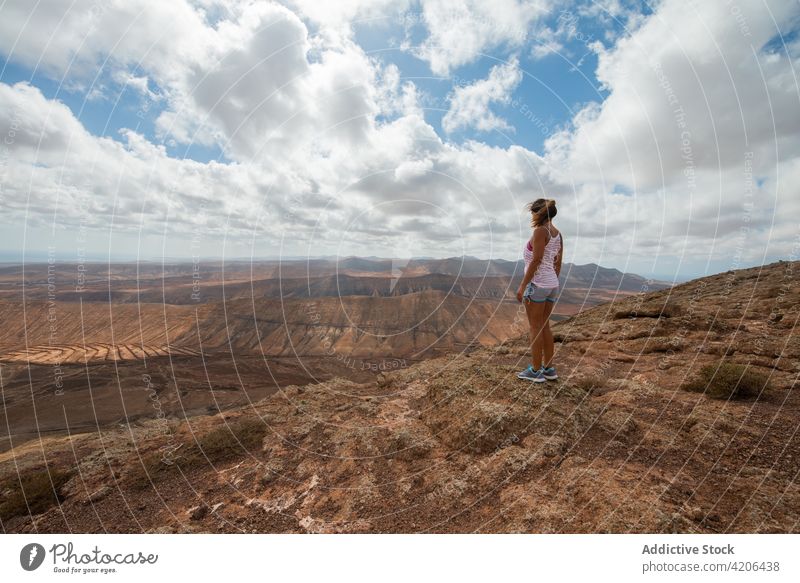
[523, 282, 559, 303]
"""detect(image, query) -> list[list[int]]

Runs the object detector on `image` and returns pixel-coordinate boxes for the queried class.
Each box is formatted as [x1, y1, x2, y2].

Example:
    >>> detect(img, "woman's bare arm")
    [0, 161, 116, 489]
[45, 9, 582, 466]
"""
[554, 233, 563, 278]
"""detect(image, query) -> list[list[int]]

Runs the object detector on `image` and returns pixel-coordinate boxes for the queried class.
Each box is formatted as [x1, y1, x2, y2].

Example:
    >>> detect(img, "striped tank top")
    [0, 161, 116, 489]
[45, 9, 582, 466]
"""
[523, 226, 561, 288]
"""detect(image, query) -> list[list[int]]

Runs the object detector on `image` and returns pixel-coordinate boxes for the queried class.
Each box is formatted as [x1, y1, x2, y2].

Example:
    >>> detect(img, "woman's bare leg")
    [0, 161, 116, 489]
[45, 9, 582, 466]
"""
[542, 300, 555, 367]
[524, 300, 546, 369]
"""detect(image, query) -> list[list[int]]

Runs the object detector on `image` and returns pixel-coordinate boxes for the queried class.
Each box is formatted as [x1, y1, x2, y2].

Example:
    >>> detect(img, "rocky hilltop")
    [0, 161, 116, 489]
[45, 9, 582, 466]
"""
[1, 261, 797, 533]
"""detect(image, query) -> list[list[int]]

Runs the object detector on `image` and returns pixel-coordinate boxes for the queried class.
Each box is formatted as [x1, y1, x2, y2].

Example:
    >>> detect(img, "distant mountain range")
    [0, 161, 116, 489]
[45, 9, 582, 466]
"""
[0, 256, 672, 368]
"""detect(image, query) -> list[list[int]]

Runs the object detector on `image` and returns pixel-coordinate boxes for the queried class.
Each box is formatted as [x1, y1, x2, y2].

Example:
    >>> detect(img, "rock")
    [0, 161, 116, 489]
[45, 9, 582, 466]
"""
[641, 336, 683, 354]
[146, 526, 180, 534]
[700, 343, 722, 355]
[376, 373, 392, 387]
[687, 507, 706, 522]
[542, 437, 566, 458]
[260, 460, 284, 485]
[389, 428, 434, 461]
[82, 485, 112, 505]
[187, 504, 208, 520]
[600, 410, 638, 436]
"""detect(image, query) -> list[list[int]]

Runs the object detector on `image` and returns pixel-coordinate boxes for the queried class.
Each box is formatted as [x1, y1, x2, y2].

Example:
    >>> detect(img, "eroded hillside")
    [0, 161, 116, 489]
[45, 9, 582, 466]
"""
[1, 261, 797, 533]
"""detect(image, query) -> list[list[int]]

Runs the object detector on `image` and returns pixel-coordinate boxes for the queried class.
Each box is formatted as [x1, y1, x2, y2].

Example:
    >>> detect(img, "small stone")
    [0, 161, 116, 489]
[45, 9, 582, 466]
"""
[187, 504, 208, 520]
[83, 485, 111, 505]
[146, 526, 179, 534]
[260, 471, 277, 486]
[543, 439, 564, 458]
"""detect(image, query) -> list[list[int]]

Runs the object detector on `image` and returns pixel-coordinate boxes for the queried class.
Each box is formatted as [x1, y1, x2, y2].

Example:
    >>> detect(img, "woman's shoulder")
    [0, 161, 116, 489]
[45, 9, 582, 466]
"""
[534, 224, 560, 236]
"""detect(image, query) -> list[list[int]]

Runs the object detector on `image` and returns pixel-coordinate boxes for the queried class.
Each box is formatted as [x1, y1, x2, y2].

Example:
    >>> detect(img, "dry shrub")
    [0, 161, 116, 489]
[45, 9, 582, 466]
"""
[0, 467, 71, 521]
[128, 417, 267, 488]
[682, 362, 770, 400]
[573, 375, 607, 392]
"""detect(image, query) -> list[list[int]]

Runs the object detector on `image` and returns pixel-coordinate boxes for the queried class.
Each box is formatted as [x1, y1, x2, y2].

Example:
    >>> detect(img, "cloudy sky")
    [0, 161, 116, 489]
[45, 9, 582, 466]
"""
[0, 0, 798, 279]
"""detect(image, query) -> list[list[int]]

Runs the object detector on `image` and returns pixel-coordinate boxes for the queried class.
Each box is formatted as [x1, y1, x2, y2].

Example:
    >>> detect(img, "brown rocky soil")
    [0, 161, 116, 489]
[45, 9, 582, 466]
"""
[1, 260, 797, 533]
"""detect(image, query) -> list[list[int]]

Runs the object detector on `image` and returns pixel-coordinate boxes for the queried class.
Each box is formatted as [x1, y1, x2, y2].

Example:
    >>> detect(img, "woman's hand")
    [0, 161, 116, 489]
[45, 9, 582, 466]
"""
[516, 285, 525, 303]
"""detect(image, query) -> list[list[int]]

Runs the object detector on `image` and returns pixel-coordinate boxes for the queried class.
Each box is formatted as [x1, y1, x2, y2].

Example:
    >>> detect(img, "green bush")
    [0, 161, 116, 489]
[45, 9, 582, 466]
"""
[682, 362, 769, 400]
[0, 468, 71, 522]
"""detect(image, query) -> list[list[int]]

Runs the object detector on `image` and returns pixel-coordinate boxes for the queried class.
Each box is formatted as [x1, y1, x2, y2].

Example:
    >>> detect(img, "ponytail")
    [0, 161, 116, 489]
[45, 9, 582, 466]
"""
[526, 198, 557, 227]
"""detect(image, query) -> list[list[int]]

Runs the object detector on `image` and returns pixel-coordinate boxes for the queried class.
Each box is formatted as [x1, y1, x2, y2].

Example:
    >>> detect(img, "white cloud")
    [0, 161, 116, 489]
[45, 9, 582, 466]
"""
[0, 0, 798, 275]
[0, 81, 261, 234]
[414, 0, 552, 75]
[0, 0, 216, 80]
[442, 58, 522, 133]
[112, 71, 160, 102]
[286, 0, 410, 30]
[545, 0, 800, 189]
[0, 77, 552, 260]
[529, 26, 564, 60]
[537, 0, 800, 270]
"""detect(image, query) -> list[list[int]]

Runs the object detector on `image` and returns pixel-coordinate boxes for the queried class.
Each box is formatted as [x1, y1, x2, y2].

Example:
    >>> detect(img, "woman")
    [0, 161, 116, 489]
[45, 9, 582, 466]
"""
[516, 198, 562, 383]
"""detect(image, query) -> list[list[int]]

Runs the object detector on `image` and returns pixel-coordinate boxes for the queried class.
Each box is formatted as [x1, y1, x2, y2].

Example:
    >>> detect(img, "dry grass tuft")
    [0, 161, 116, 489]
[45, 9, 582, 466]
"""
[0, 467, 71, 522]
[682, 362, 770, 400]
[127, 417, 267, 489]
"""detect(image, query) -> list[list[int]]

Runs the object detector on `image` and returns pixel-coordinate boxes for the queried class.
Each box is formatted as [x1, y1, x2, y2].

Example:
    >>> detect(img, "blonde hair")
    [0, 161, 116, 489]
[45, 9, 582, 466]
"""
[526, 198, 557, 227]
